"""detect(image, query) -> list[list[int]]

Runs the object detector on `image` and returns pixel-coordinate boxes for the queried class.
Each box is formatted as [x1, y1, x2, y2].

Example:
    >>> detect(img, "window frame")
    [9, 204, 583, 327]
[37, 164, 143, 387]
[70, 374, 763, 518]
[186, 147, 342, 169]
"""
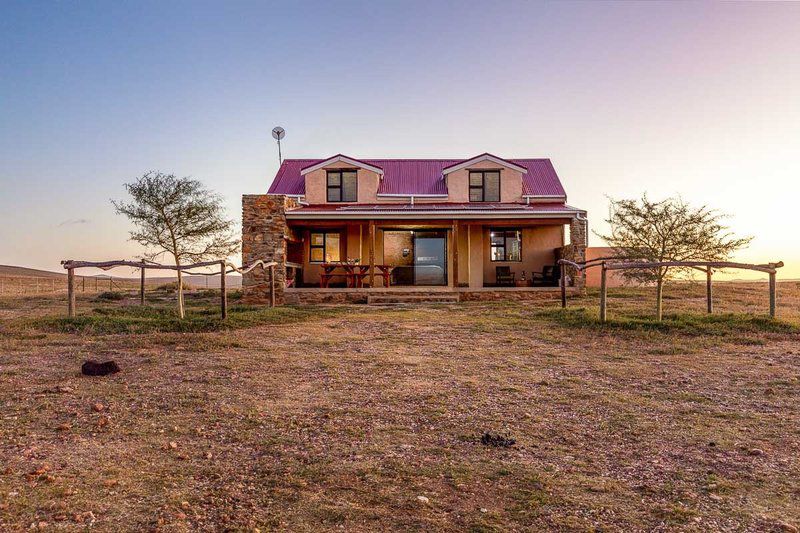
[326, 169, 358, 203]
[309, 231, 341, 264]
[489, 228, 522, 262]
[468, 170, 501, 202]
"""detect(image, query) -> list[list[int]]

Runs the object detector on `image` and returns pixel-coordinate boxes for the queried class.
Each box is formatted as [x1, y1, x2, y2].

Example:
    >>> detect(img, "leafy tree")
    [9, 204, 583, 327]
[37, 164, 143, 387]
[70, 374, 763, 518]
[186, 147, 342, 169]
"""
[598, 195, 751, 320]
[113, 171, 239, 318]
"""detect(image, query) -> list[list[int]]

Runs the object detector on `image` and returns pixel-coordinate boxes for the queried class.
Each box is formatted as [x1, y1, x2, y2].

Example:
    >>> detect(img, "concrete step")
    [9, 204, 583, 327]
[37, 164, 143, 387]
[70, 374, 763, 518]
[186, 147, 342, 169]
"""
[367, 293, 460, 305]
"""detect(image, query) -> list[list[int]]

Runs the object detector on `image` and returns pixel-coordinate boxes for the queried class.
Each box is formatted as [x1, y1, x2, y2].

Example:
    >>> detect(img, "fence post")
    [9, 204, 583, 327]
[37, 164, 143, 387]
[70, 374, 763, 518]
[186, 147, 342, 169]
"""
[67, 268, 76, 317]
[220, 261, 227, 319]
[109, 277, 113, 291]
[81, 277, 84, 292]
[706, 266, 713, 314]
[560, 265, 566, 308]
[269, 264, 275, 307]
[769, 272, 776, 318]
[140, 259, 146, 305]
[599, 262, 607, 323]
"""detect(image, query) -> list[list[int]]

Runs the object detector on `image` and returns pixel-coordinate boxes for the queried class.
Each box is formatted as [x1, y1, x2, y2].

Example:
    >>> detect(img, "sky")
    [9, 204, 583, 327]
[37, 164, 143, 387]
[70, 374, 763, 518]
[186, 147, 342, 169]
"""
[1, 1, 799, 279]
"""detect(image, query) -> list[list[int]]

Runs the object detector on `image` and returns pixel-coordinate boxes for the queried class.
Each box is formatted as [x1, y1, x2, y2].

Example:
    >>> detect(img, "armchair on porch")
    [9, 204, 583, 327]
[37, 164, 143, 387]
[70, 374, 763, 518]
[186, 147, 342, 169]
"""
[495, 266, 516, 287]
[531, 265, 560, 287]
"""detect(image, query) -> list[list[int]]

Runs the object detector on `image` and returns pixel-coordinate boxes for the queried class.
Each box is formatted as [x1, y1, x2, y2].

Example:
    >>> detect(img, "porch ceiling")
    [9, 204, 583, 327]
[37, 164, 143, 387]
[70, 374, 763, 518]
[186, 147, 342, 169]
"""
[285, 202, 585, 220]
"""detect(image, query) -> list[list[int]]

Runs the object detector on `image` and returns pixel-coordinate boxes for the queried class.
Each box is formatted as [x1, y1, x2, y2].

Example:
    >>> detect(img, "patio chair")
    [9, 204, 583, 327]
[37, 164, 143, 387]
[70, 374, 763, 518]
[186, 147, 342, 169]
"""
[495, 266, 515, 287]
[531, 265, 560, 287]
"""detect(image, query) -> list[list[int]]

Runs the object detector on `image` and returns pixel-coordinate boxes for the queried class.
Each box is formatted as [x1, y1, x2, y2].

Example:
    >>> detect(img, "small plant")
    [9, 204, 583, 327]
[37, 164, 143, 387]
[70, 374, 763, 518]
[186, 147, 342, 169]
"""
[96, 291, 125, 301]
[155, 281, 191, 292]
[481, 432, 516, 447]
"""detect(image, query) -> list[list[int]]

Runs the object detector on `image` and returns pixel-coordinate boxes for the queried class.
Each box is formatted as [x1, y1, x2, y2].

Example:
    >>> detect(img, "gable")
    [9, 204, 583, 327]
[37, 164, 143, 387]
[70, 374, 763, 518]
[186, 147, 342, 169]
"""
[441, 153, 528, 175]
[300, 154, 384, 176]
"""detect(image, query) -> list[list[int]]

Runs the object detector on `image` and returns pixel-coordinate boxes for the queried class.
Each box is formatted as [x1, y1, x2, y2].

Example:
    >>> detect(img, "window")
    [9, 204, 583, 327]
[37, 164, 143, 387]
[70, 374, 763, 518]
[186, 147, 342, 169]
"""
[327, 170, 357, 202]
[469, 170, 500, 202]
[309, 232, 341, 263]
[490, 229, 521, 261]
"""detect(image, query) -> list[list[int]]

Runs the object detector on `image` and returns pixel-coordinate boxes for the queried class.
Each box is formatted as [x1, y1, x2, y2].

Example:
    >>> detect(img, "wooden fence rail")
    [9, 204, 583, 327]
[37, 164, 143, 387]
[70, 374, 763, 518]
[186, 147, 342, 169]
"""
[557, 259, 784, 321]
[61, 259, 277, 318]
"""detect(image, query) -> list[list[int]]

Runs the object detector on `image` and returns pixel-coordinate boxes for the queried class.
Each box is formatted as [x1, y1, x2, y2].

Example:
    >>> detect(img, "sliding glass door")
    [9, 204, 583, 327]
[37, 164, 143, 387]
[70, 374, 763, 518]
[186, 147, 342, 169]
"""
[412, 231, 447, 286]
[382, 230, 448, 286]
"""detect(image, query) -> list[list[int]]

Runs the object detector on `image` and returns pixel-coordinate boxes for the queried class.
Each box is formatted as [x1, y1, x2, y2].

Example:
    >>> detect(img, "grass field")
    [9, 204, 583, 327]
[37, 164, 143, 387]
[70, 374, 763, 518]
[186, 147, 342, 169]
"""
[1, 282, 799, 531]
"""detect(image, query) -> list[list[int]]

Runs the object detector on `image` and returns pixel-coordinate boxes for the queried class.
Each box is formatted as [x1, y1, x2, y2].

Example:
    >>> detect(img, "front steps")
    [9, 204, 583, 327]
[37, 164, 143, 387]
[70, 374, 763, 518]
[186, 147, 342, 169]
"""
[367, 291, 460, 305]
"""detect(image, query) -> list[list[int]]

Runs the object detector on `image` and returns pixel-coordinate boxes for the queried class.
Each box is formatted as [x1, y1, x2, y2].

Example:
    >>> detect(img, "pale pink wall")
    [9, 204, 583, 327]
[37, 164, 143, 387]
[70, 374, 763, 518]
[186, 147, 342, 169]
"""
[445, 160, 524, 203]
[304, 165, 382, 204]
[481, 225, 562, 284]
[584, 247, 630, 288]
[299, 225, 364, 285]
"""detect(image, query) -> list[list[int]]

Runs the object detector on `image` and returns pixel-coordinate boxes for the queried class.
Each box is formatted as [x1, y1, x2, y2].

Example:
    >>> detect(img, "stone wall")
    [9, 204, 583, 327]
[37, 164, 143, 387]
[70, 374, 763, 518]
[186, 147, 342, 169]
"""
[241, 194, 300, 304]
[283, 288, 579, 305]
[458, 288, 579, 302]
[557, 216, 588, 290]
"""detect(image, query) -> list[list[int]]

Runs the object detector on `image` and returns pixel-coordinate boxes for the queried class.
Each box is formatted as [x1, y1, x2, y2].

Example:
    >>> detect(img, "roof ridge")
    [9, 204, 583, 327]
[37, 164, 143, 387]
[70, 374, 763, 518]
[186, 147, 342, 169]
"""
[280, 157, 552, 162]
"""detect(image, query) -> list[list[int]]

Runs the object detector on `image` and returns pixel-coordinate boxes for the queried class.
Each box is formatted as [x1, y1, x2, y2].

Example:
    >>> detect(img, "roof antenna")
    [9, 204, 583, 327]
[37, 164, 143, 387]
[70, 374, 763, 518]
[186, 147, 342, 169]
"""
[272, 126, 285, 164]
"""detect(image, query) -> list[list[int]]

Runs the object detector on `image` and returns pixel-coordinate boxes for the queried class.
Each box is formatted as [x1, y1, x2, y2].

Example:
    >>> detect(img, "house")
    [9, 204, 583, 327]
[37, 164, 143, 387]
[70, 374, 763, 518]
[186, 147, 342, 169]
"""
[242, 153, 587, 304]
[584, 247, 631, 288]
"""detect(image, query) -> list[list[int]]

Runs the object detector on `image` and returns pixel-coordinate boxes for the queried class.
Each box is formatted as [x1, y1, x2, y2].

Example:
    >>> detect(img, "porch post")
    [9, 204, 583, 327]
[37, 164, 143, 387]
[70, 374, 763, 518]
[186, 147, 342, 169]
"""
[451, 220, 459, 287]
[369, 220, 376, 288]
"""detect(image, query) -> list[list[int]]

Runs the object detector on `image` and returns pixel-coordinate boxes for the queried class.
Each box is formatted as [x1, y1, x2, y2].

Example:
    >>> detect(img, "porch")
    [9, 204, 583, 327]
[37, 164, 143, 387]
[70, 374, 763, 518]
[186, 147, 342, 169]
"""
[240, 195, 588, 305]
[285, 218, 583, 290]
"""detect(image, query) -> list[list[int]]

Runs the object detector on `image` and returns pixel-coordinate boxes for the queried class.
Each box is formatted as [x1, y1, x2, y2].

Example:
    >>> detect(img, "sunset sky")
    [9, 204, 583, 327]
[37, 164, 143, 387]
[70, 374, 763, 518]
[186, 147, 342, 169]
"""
[1, 1, 798, 279]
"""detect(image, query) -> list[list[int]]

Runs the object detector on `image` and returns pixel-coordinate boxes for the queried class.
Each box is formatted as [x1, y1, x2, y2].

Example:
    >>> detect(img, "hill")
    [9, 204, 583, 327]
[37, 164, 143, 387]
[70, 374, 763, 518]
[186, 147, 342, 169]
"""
[0, 264, 241, 288]
[0, 265, 67, 278]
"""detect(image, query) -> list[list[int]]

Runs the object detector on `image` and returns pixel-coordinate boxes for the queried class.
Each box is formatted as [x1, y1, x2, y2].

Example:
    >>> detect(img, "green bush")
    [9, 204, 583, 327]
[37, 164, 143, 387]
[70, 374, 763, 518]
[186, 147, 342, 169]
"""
[96, 291, 125, 301]
[155, 281, 191, 292]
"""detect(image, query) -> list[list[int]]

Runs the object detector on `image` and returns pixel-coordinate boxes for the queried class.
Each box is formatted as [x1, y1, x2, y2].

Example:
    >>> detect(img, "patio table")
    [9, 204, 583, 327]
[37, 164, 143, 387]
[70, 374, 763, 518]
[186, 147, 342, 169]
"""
[320, 263, 393, 288]
[320, 263, 348, 288]
[375, 265, 393, 287]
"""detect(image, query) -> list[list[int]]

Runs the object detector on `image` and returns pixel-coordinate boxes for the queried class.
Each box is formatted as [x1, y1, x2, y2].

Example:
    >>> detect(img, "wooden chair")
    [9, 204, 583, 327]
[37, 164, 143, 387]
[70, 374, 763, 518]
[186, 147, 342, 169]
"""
[532, 265, 560, 287]
[495, 266, 515, 287]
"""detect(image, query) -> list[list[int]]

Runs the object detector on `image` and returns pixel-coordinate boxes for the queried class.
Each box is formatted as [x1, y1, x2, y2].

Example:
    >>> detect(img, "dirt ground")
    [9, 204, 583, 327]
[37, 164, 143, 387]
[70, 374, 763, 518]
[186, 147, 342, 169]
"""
[1, 282, 799, 532]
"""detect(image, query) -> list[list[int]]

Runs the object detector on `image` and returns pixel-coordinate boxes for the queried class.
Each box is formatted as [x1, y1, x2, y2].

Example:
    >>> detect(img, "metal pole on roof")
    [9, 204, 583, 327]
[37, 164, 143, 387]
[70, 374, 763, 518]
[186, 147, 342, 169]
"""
[272, 127, 285, 164]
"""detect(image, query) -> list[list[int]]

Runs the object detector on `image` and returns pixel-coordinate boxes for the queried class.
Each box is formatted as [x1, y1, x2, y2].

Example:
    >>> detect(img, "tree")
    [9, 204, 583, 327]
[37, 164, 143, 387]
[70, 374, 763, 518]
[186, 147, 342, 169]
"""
[113, 172, 239, 318]
[598, 195, 751, 320]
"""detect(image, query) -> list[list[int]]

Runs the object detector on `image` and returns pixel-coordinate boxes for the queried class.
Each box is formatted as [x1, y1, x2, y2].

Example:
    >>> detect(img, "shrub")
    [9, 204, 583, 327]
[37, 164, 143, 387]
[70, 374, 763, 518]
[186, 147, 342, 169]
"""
[96, 291, 125, 301]
[155, 281, 191, 292]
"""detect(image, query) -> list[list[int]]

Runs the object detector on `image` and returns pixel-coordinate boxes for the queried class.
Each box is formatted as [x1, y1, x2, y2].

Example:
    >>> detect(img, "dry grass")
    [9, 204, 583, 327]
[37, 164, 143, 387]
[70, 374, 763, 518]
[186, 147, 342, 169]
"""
[0, 282, 798, 531]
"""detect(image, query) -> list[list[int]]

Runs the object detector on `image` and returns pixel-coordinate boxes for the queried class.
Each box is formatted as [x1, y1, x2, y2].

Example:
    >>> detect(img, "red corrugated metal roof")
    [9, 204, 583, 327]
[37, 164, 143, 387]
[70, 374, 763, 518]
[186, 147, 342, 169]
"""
[267, 157, 567, 198]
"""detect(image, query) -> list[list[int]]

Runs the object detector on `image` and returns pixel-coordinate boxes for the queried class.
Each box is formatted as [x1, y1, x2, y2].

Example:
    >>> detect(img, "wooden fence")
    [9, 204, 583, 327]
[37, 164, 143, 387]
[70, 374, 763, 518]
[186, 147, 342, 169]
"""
[60, 259, 277, 319]
[0, 275, 160, 295]
[558, 259, 784, 321]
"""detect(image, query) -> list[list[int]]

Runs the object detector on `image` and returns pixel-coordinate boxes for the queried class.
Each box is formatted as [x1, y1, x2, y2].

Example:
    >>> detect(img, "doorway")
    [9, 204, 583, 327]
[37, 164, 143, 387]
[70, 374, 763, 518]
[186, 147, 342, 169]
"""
[383, 230, 448, 286]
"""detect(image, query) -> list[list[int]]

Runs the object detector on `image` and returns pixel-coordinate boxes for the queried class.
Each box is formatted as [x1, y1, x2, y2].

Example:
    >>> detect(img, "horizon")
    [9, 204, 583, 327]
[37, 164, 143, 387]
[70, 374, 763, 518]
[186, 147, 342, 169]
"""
[2, 1, 799, 279]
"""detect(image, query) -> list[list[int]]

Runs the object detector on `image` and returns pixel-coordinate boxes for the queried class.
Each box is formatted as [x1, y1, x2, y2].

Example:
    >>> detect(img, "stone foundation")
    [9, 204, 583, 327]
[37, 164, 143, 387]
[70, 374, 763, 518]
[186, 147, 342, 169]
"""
[241, 194, 300, 304]
[283, 288, 578, 305]
[458, 288, 579, 302]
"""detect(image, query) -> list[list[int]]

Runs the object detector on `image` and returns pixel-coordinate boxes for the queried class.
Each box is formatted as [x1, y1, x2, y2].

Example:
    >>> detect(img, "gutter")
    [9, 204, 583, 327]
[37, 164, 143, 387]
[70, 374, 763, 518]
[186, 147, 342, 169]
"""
[286, 210, 584, 220]
[284, 194, 309, 206]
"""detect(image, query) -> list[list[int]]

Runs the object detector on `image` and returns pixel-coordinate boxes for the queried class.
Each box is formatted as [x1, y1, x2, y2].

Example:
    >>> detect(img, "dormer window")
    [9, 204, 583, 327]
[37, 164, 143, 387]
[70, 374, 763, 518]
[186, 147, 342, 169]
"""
[469, 170, 500, 202]
[327, 170, 357, 202]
